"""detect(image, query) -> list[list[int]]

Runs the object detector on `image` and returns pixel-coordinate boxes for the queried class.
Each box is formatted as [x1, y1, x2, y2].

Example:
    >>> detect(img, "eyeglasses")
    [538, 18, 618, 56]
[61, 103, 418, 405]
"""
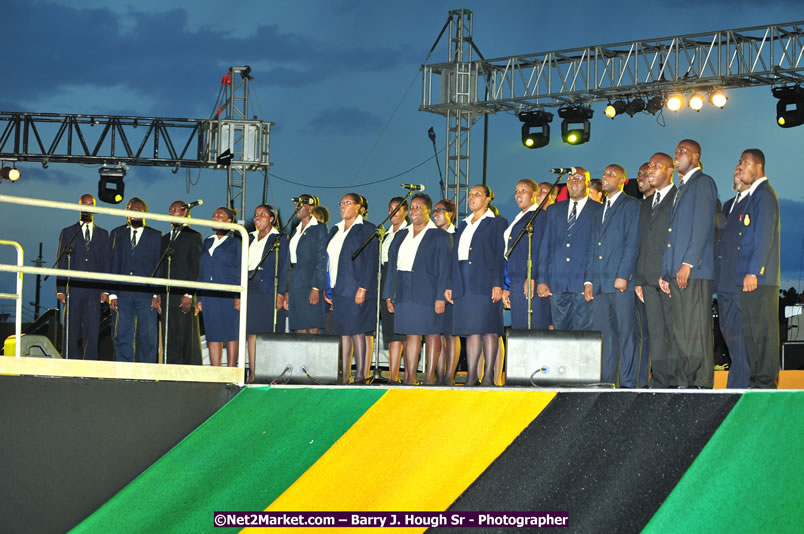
[338, 200, 355, 207]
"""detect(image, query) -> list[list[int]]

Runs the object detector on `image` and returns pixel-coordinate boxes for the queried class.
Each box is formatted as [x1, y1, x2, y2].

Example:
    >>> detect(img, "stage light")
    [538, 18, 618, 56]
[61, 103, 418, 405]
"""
[666, 94, 684, 112]
[0, 166, 21, 182]
[625, 99, 645, 117]
[558, 105, 593, 145]
[710, 90, 728, 108]
[773, 85, 803, 128]
[604, 100, 626, 119]
[689, 93, 705, 111]
[216, 149, 233, 166]
[646, 96, 664, 115]
[518, 110, 553, 149]
[98, 166, 126, 204]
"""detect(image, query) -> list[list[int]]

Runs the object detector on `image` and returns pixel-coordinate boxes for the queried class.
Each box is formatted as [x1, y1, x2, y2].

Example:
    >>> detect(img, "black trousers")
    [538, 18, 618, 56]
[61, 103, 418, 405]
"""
[643, 284, 674, 387]
[740, 285, 780, 388]
[669, 278, 713, 388]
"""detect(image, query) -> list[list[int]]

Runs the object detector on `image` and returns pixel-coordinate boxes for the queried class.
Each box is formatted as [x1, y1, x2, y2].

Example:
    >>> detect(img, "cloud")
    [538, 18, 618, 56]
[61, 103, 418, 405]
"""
[302, 107, 384, 135]
[6, 1, 417, 117]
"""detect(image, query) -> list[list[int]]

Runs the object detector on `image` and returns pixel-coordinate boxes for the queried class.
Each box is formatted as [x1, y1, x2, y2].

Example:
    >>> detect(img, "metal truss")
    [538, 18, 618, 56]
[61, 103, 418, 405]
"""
[209, 66, 273, 219]
[0, 112, 210, 168]
[441, 9, 475, 216]
[422, 20, 804, 114]
[0, 66, 273, 219]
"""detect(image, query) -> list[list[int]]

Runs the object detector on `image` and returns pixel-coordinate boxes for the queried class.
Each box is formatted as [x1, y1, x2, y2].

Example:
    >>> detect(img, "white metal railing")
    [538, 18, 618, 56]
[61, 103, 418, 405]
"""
[0, 239, 23, 357]
[0, 194, 249, 384]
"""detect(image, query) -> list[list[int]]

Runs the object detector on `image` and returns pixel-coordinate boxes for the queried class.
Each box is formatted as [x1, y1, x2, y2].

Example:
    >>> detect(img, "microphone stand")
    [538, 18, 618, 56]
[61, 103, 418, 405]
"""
[353, 189, 416, 384]
[49, 229, 79, 358]
[249, 236, 282, 331]
[152, 226, 183, 364]
[428, 127, 445, 200]
[504, 172, 565, 329]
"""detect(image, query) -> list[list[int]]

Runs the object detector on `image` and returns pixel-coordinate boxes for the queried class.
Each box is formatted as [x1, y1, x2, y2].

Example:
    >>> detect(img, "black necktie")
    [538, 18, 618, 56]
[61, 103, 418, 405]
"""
[731, 192, 742, 214]
[603, 200, 611, 222]
[652, 191, 661, 211]
[131, 229, 137, 248]
[84, 225, 91, 251]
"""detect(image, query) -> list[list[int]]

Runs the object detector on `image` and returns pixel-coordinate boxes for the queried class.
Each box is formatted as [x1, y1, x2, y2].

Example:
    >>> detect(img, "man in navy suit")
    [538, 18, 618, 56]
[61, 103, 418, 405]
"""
[633, 162, 653, 387]
[635, 153, 677, 387]
[660, 139, 718, 388]
[584, 164, 641, 387]
[715, 168, 751, 388]
[735, 149, 780, 388]
[109, 198, 162, 363]
[56, 194, 111, 360]
[537, 167, 602, 331]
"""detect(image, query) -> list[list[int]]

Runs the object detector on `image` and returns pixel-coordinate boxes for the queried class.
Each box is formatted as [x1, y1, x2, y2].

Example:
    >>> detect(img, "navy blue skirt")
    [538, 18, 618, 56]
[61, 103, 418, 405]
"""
[287, 285, 326, 330]
[246, 283, 285, 334]
[332, 294, 377, 336]
[509, 277, 552, 330]
[202, 294, 240, 342]
[393, 271, 442, 335]
[452, 262, 504, 336]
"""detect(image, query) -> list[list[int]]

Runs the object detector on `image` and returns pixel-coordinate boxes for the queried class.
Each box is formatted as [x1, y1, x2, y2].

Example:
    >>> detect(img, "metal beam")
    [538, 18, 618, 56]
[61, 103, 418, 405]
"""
[421, 20, 804, 114]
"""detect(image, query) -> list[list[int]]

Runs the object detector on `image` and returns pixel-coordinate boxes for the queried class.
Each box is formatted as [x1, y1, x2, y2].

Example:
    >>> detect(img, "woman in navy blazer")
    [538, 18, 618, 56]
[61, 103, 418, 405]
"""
[197, 207, 242, 367]
[445, 184, 508, 386]
[382, 194, 451, 385]
[284, 194, 328, 333]
[327, 192, 379, 384]
[246, 204, 289, 382]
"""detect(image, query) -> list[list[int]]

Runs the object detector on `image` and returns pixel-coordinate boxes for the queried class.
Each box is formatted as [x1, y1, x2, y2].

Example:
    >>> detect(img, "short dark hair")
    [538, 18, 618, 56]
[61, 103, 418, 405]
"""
[411, 193, 432, 211]
[312, 205, 330, 224]
[518, 179, 538, 191]
[217, 207, 237, 221]
[679, 139, 702, 157]
[127, 197, 147, 211]
[742, 148, 766, 168]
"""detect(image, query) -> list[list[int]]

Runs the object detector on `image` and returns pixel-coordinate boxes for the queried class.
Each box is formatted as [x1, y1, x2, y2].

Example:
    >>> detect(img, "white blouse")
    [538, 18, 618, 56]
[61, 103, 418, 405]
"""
[382, 221, 408, 264]
[289, 217, 319, 264]
[248, 228, 278, 270]
[326, 215, 363, 288]
[457, 209, 495, 261]
[397, 220, 437, 271]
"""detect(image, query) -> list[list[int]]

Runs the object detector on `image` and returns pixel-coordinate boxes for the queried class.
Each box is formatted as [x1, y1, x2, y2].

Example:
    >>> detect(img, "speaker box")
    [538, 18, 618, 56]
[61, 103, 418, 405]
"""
[253, 333, 341, 384]
[782, 342, 804, 370]
[3, 334, 62, 358]
[506, 329, 602, 386]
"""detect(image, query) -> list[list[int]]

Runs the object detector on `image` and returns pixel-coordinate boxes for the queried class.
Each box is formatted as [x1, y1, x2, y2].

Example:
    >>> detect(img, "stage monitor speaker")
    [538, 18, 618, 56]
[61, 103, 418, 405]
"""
[782, 342, 804, 370]
[506, 329, 602, 386]
[3, 334, 62, 358]
[254, 333, 340, 384]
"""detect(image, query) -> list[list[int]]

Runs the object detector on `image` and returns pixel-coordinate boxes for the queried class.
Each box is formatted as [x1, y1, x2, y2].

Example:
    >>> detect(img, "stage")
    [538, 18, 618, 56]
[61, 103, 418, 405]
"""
[1, 362, 803, 533]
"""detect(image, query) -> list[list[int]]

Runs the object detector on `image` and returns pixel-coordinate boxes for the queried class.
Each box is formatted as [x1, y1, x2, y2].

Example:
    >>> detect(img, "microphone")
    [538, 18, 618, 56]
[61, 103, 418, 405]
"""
[291, 197, 316, 205]
[183, 199, 204, 209]
[401, 184, 425, 191]
[549, 168, 576, 175]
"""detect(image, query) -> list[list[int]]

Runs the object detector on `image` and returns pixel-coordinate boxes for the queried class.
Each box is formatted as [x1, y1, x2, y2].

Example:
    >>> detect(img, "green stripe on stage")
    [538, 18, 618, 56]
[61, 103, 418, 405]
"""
[71, 387, 385, 534]
[644, 392, 804, 534]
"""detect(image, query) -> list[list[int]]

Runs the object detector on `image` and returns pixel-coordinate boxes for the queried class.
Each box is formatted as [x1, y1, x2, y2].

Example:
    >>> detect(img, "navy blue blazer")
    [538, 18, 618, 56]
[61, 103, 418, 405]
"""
[585, 193, 641, 293]
[382, 226, 452, 305]
[327, 220, 379, 299]
[634, 186, 677, 287]
[505, 208, 547, 282]
[288, 221, 327, 292]
[662, 169, 718, 281]
[200, 234, 243, 289]
[450, 215, 508, 298]
[248, 232, 289, 294]
[56, 222, 111, 294]
[735, 180, 780, 287]
[538, 198, 603, 294]
[715, 194, 749, 292]
[110, 224, 162, 296]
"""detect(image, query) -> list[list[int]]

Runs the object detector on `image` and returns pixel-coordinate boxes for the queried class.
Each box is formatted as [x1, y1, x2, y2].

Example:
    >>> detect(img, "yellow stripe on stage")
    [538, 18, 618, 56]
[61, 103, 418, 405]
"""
[248, 389, 556, 533]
